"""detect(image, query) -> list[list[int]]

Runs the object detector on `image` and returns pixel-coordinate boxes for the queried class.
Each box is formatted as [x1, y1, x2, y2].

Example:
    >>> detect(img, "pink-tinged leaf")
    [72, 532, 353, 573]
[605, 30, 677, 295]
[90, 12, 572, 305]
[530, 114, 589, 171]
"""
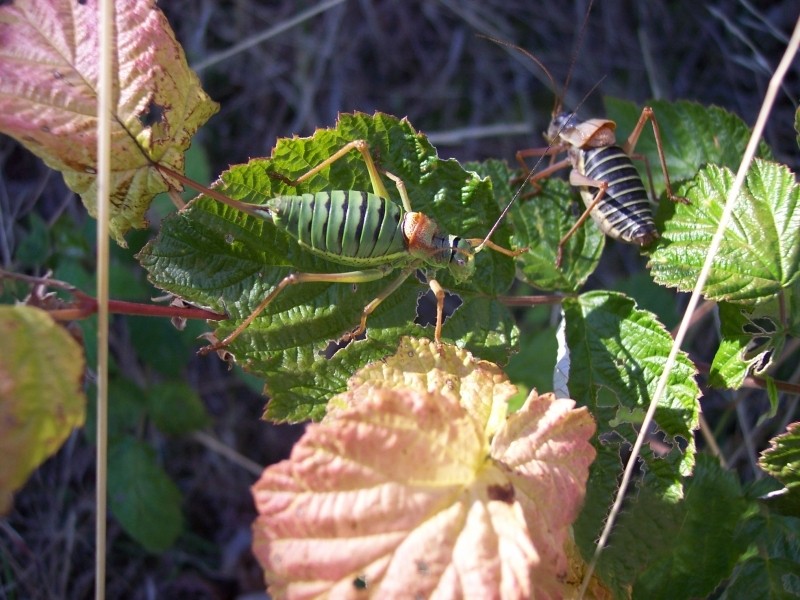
[252, 340, 596, 599]
[492, 392, 597, 598]
[0, 0, 218, 245]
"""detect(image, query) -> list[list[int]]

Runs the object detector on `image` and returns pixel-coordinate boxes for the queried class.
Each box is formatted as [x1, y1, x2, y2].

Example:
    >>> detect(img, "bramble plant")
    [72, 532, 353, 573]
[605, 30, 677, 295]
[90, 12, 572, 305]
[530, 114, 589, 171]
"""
[1, 0, 799, 597]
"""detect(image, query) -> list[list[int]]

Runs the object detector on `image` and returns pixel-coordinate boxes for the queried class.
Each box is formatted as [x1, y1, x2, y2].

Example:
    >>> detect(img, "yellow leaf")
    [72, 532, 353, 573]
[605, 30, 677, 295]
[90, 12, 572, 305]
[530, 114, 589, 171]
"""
[0, 306, 86, 513]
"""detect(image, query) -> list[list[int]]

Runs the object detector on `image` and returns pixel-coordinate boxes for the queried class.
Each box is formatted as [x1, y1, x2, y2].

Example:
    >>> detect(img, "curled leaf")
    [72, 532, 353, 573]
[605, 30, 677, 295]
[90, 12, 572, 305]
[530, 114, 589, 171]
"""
[759, 422, 800, 490]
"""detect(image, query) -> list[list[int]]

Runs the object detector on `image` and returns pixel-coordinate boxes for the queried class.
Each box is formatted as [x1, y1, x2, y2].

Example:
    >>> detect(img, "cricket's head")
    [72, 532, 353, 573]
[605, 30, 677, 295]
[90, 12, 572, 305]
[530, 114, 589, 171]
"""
[546, 111, 578, 144]
[547, 111, 616, 148]
[403, 212, 476, 282]
[447, 237, 476, 283]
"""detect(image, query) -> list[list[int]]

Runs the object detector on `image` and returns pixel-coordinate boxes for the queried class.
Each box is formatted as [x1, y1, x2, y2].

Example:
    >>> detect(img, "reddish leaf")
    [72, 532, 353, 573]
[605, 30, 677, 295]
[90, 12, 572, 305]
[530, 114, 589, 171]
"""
[252, 339, 596, 598]
[0, 0, 218, 244]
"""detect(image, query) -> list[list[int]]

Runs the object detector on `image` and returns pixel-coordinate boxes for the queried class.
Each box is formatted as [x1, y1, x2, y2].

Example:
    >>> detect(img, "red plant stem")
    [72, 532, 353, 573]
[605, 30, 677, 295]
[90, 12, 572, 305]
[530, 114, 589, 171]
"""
[0, 268, 225, 321]
[50, 289, 225, 321]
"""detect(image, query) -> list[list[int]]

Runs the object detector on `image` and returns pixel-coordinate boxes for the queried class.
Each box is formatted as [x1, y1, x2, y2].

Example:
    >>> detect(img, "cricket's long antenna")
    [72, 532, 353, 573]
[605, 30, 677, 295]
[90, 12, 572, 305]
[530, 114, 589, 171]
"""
[560, 0, 595, 116]
[478, 35, 561, 117]
[476, 0, 599, 252]
[476, 75, 604, 253]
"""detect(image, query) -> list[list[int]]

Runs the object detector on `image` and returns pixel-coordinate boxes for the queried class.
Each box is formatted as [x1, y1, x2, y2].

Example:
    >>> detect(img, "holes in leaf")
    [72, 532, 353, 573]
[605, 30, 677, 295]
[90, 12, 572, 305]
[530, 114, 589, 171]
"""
[743, 316, 778, 337]
[487, 483, 515, 503]
[415, 284, 463, 333]
[742, 315, 779, 371]
[138, 100, 165, 128]
[320, 334, 360, 360]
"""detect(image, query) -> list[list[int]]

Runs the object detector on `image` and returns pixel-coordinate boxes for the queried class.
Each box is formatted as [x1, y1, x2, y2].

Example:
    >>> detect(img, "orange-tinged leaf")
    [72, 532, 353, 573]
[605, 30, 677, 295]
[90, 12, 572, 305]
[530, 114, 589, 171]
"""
[0, 306, 86, 514]
[333, 337, 516, 438]
[252, 341, 596, 598]
[492, 392, 598, 597]
[0, 0, 218, 245]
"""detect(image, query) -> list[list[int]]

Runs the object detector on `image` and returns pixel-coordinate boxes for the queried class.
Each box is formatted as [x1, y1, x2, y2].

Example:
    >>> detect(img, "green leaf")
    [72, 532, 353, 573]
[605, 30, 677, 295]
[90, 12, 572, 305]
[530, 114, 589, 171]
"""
[564, 291, 700, 579]
[633, 454, 749, 598]
[108, 438, 183, 553]
[724, 511, 800, 598]
[0, 306, 86, 513]
[760, 422, 800, 491]
[650, 159, 800, 303]
[145, 382, 211, 435]
[84, 379, 146, 446]
[574, 443, 642, 596]
[605, 99, 770, 195]
[471, 159, 603, 292]
[583, 448, 750, 595]
[795, 105, 800, 150]
[563, 291, 699, 449]
[723, 557, 800, 599]
[764, 375, 779, 421]
[709, 302, 780, 389]
[138, 113, 517, 421]
[711, 275, 800, 390]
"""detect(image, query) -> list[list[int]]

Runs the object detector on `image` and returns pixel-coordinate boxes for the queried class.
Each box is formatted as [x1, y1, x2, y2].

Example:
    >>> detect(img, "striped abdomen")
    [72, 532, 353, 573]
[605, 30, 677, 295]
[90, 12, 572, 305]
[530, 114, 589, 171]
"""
[579, 145, 658, 245]
[265, 191, 410, 267]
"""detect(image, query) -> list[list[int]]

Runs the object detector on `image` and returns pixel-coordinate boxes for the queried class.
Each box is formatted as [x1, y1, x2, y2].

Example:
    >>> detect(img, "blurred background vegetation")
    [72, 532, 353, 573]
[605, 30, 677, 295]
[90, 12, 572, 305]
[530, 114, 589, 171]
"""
[1, 1, 797, 598]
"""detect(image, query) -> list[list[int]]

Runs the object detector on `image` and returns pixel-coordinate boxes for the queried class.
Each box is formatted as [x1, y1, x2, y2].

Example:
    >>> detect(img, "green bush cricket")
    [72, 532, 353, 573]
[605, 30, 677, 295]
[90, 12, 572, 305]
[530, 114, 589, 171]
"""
[158, 138, 525, 355]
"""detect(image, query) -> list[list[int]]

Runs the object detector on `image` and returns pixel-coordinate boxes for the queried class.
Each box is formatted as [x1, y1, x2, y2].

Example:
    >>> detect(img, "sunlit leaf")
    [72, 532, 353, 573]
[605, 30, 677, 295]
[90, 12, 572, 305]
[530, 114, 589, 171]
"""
[252, 340, 596, 598]
[472, 159, 603, 292]
[335, 337, 516, 437]
[759, 422, 800, 491]
[605, 99, 770, 194]
[0, 306, 85, 514]
[139, 113, 518, 421]
[709, 302, 782, 389]
[0, 0, 218, 244]
[562, 291, 701, 584]
[563, 291, 699, 451]
[649, 160, 800, 303]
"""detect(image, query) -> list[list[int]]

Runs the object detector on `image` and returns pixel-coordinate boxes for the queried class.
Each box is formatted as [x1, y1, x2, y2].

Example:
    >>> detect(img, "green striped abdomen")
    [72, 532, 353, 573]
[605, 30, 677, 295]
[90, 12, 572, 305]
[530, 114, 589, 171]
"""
[266, 191, 410, 267]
